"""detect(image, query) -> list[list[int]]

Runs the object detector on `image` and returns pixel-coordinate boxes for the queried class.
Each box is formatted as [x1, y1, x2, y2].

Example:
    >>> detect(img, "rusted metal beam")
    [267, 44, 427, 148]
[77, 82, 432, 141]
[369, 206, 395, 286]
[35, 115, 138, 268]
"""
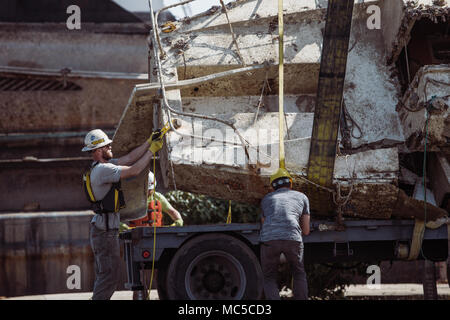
[0, 130, 114, 142]
[0, 66, 148, 80]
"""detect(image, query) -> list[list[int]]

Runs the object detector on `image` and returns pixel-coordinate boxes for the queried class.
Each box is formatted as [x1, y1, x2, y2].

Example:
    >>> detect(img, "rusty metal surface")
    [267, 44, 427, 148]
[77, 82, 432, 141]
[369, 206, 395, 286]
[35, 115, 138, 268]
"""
[0, 0, 144, 23]
[0, 26, 148, 73]
[0, 158, 91, 212]
[0, 211, 128, 297]
[0, 75, 147, 133]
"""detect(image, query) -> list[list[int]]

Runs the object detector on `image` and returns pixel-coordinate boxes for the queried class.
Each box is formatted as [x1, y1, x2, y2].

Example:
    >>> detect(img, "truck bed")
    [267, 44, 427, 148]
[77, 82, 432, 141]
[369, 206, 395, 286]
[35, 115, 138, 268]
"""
[122, 219, 449, 264]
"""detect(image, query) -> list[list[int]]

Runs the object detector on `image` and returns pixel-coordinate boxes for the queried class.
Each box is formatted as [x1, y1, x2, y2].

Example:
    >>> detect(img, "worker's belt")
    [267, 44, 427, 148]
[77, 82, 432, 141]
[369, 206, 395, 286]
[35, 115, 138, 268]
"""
[91, 220, 118, 232]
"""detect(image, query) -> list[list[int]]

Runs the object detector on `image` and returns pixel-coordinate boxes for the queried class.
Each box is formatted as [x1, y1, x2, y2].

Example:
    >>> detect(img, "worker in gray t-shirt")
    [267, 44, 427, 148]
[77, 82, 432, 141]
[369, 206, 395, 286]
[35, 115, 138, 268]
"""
[82, 128, 158, 300]
[89, 159, 122, 230]
[260, 168, 310, 300]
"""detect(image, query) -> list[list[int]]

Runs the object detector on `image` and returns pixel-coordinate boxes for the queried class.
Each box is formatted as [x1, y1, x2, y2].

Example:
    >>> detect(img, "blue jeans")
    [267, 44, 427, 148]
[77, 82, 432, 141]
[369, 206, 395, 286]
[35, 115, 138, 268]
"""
[90, 224, 120, 300]
[260, 240, 308, 300]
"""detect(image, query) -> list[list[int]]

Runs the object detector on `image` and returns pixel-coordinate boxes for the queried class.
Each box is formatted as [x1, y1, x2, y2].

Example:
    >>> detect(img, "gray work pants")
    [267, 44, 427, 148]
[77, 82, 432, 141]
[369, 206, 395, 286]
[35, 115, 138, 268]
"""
[90, 224, 121, 300]
[260, 240, 308, 300]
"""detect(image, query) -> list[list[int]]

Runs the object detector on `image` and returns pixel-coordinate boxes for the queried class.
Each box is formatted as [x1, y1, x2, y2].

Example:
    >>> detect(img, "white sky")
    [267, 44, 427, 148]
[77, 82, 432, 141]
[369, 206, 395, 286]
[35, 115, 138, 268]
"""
[112, 0, 219, 19]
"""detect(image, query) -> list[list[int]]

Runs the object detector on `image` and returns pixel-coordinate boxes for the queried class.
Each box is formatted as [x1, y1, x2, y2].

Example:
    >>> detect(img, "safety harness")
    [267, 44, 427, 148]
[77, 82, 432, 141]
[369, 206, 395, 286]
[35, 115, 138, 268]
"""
[128, 199, 163, 228]
[83, 162, 126, 230]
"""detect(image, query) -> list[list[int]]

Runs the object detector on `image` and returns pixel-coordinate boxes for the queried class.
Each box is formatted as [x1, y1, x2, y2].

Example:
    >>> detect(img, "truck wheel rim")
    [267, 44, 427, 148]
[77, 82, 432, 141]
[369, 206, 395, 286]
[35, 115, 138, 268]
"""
[185, 250, 246, 300]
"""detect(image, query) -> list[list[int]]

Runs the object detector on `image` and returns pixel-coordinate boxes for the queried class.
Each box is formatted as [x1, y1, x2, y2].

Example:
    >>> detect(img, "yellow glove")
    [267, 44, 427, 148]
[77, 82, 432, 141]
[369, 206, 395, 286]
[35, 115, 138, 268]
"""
[170, 219, 183, 227]
[119, 222, 131, 233]
[150, 140, 163, 154]
[147, 130, 164, 154]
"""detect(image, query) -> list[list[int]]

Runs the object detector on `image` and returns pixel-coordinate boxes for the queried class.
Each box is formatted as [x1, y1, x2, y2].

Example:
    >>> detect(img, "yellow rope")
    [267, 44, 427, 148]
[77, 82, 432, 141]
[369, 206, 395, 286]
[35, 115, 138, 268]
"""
[148, 157, 157, 299]
[278, 0, 285, 170]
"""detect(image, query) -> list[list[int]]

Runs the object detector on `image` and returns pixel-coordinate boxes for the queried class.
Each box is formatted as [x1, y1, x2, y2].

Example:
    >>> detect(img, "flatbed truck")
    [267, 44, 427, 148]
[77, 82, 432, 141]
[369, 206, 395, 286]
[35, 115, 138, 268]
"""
[120, 219, 449, 300]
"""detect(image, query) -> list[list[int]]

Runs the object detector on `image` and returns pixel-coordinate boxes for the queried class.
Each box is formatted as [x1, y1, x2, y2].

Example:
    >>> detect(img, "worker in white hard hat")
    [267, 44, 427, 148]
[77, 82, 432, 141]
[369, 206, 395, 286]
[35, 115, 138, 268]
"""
[82, 128, 164, 300]
[259, 168, 310, 300]
[127, 171, 183, 228]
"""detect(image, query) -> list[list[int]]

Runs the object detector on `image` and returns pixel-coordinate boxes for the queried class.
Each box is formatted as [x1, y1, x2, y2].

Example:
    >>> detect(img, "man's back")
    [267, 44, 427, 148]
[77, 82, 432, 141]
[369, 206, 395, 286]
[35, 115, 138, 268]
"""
[260, 188, 310, 242]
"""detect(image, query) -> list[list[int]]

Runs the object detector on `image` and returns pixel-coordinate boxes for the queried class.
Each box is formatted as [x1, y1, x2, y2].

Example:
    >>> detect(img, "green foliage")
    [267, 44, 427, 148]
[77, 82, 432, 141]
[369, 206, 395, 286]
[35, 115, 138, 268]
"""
[164, 190, 260, 225]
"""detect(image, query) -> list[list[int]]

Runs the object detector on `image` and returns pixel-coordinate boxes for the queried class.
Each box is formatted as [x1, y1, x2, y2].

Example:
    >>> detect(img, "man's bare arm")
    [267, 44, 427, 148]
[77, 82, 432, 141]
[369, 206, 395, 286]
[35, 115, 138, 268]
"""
[120, 150, 152, 179]
[167, 208, 182, 222]
[300, 214, 310, 235]
[117, 140, 150, 166]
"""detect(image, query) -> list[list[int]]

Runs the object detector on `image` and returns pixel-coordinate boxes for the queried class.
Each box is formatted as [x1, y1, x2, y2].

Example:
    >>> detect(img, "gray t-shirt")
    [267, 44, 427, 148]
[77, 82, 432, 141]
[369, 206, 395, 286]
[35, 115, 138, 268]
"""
[89, 159, 122, 230]
[259, 188, 310, 242]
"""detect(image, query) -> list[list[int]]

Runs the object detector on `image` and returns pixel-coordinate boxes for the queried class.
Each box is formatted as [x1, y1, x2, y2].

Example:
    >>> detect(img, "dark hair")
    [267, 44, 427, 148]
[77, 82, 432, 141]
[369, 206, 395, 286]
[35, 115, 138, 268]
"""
[272, 177, 291, 190]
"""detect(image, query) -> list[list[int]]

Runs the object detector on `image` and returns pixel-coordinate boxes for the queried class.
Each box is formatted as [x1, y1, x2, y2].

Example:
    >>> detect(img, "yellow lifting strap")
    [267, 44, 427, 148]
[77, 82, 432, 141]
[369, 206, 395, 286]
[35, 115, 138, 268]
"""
[144, 124, 169, 299]
[407, 219, 425, 260]
[160, 121, 171, 135]
[148, 156, 158, 300]
[226, 200, 232, 224]
[278, 0, 285, 170]
[407, 216, 450, 260]
[304, 0, 355, 215]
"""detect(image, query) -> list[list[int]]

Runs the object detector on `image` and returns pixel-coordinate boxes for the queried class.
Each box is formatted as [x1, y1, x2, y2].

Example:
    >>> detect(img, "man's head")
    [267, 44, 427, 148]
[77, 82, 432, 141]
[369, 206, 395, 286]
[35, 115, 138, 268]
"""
[270, 167, 293, 190]
[82, 129, 113, 161]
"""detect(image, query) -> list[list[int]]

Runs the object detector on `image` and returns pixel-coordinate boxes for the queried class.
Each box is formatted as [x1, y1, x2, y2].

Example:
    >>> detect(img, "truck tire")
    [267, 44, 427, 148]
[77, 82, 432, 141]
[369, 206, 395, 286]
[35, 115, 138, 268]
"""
[166, 233, 263, 300]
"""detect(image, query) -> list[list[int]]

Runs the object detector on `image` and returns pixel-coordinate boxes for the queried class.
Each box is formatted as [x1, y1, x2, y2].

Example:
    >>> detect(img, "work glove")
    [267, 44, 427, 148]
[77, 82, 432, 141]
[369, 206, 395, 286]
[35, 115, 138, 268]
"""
[170, 219, 183, 227]
[147, 130, 164, 154]
[119, 222, 131, 233]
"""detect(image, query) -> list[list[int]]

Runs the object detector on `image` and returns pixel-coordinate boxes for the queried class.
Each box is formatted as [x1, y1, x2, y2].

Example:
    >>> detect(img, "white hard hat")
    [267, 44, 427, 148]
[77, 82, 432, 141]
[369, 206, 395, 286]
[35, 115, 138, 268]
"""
[82, 129, 113, 152]
[148, 171, 157, 191]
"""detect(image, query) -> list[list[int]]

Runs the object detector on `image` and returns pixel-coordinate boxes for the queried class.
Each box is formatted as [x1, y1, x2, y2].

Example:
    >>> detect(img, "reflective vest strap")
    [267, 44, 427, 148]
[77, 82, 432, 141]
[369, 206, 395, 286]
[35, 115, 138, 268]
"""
[84, 173, 96, 203]
[148, 200, 163, 227]
[114, 189, 119, 212]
